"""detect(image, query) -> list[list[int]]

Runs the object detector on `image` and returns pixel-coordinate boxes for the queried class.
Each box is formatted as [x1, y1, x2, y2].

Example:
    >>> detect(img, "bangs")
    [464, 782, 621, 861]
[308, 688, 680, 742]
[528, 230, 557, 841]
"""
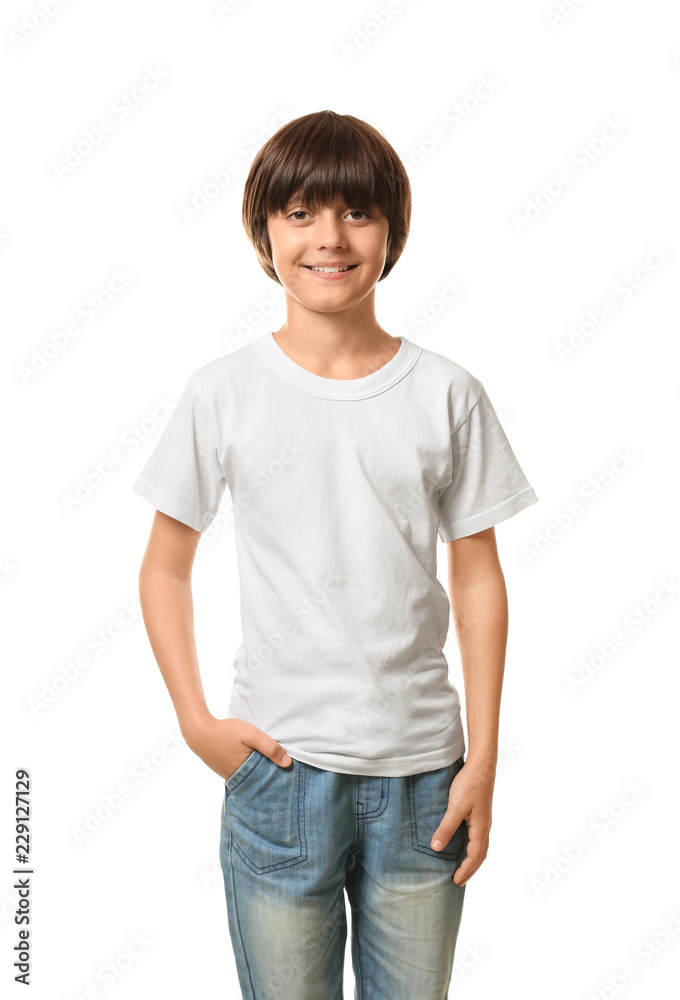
[267, 138, 391, 219]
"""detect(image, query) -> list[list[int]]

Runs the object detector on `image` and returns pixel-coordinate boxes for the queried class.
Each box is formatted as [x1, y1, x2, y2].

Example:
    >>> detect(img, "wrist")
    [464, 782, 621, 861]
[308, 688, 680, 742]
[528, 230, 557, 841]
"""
[465, 747, 498, 773]
[179, 707, 214, 742]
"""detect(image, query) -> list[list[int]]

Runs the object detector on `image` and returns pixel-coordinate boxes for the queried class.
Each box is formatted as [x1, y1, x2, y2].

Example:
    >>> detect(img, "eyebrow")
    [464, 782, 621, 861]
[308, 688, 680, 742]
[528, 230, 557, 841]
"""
[284, 198, 355, 211]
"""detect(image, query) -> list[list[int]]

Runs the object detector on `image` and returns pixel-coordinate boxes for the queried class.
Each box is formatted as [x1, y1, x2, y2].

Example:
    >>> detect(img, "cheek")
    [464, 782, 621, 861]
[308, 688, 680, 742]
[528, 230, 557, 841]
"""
[360, 233, 388, 263]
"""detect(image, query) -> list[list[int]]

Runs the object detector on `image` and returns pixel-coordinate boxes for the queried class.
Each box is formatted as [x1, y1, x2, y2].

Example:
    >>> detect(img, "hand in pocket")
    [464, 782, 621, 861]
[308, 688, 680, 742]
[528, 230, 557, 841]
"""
[183, 715, 292, 782]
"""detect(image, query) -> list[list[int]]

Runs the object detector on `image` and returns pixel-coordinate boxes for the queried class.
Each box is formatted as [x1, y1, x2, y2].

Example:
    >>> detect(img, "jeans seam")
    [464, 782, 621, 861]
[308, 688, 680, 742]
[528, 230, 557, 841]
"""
[227, 825, 257, 999]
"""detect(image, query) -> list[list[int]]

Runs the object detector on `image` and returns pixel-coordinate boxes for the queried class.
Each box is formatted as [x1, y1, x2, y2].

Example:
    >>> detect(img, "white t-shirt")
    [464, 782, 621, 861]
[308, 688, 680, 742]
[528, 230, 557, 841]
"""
[132, 332, 538, 776]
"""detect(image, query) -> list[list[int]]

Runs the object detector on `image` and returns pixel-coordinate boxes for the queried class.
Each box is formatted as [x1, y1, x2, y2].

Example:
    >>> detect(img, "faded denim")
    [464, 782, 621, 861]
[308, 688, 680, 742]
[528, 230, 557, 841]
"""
[219, 750, 469, 999]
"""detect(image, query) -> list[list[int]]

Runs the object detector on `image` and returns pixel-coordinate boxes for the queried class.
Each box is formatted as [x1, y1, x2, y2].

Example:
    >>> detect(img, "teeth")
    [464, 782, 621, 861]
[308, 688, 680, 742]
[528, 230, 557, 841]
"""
[310, 266, 352, 272]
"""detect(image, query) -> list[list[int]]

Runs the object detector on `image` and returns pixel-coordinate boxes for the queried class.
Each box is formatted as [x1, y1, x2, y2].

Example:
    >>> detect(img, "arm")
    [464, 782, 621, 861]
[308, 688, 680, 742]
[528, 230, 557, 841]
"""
[138, 510, 209, 737]
[137, 510, 291, 777]
[429, 525, 508, 885]
[448, 525, 507, 774]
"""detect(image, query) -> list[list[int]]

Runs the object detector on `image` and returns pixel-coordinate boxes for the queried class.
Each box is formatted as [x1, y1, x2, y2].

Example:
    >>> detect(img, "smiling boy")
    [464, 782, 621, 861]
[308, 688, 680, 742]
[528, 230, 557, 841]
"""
[133, 110, 538, 999]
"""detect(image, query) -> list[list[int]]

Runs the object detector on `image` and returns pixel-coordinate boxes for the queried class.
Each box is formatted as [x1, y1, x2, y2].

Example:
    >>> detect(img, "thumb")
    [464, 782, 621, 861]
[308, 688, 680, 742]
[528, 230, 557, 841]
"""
[254, 732, 292, 768]
[273, 746, 293, 768]
[233, 722, 293, 769]
[430, 807, 464, 851]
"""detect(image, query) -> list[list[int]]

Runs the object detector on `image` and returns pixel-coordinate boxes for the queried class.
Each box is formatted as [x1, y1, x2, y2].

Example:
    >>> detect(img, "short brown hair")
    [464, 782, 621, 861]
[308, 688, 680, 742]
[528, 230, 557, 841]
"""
[242, 110, 411, 284]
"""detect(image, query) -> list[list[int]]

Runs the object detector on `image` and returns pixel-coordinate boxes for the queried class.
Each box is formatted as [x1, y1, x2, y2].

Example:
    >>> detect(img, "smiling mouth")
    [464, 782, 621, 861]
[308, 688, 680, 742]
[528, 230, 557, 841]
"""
[303, 264, 359, 272]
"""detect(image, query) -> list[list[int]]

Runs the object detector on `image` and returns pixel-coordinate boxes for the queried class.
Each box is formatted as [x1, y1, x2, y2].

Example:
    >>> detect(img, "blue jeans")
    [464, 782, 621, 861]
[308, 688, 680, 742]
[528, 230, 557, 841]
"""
[219, 749, 469, 999]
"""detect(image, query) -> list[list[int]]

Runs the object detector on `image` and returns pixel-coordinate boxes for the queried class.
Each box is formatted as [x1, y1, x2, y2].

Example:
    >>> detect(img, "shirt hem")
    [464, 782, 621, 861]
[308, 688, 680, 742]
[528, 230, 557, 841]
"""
[282, 737, 466, 777]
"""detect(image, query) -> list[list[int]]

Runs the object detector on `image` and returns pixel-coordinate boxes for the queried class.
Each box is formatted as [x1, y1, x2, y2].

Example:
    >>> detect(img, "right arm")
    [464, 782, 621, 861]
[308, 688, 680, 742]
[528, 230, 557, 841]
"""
[138, 510, 210, 737]
[137, 510, 291, 777]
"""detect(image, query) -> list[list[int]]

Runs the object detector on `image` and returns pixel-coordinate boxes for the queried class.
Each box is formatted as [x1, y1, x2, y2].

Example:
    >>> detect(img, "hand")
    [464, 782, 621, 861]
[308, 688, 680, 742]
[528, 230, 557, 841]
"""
[430, 756, 496, 886]
[182, 714, 292, 782]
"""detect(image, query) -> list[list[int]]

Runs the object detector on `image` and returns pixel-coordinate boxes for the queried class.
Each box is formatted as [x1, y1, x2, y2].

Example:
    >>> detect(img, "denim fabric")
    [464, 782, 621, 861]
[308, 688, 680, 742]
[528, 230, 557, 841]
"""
[219, 750, 469, 999]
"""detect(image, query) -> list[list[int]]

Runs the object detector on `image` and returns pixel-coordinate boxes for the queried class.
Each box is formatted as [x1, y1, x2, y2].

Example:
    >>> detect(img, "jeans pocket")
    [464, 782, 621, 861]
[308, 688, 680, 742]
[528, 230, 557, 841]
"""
[226, 753, 307, 874]
[225, 749, 260, 792]
[408, 755, 469, 861]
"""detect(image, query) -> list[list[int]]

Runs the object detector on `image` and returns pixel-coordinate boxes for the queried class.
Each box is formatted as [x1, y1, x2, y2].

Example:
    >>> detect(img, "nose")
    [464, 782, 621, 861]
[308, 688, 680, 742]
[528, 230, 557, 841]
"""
[315, 210, 347, 249]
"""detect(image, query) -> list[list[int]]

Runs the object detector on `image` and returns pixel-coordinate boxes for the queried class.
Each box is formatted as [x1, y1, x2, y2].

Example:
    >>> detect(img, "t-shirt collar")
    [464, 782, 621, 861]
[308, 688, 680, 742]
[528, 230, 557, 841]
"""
[255, 331, 421, 400]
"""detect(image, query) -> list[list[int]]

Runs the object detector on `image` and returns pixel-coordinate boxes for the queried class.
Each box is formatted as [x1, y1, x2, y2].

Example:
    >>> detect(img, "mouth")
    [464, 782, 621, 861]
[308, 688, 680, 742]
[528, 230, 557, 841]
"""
[303, 264, 359, 273]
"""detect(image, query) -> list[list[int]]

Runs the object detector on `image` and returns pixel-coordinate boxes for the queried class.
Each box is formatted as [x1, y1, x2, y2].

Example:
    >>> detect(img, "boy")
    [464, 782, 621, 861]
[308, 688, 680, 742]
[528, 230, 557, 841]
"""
[132, 110, 538, 1000]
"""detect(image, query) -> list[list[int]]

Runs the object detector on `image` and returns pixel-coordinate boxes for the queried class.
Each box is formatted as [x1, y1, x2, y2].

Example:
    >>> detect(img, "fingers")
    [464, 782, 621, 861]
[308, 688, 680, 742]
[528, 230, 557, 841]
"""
[431, 809, 489, 886]
[453, 821, 488, 885]
[452, 841, 484, 886]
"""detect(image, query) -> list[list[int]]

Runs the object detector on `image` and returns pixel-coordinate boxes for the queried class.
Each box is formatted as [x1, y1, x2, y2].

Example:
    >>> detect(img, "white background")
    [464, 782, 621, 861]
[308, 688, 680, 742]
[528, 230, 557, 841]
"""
[2, 1, 679, 998]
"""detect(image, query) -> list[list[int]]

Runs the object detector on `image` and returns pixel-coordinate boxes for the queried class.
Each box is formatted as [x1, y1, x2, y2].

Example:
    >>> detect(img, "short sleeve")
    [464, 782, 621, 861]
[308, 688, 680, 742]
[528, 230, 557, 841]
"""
[132, 373, 227, 533]
[437, 385, 538, 542]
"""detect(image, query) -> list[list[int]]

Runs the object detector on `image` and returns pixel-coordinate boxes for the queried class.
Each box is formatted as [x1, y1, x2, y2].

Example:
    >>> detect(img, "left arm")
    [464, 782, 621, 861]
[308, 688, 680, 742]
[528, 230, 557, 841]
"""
[429, 526, 508, 885]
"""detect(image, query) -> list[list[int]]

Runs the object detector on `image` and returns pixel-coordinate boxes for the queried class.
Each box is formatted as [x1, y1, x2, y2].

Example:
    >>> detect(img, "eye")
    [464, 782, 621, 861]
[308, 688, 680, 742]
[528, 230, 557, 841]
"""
[285, 207, 371, 222]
